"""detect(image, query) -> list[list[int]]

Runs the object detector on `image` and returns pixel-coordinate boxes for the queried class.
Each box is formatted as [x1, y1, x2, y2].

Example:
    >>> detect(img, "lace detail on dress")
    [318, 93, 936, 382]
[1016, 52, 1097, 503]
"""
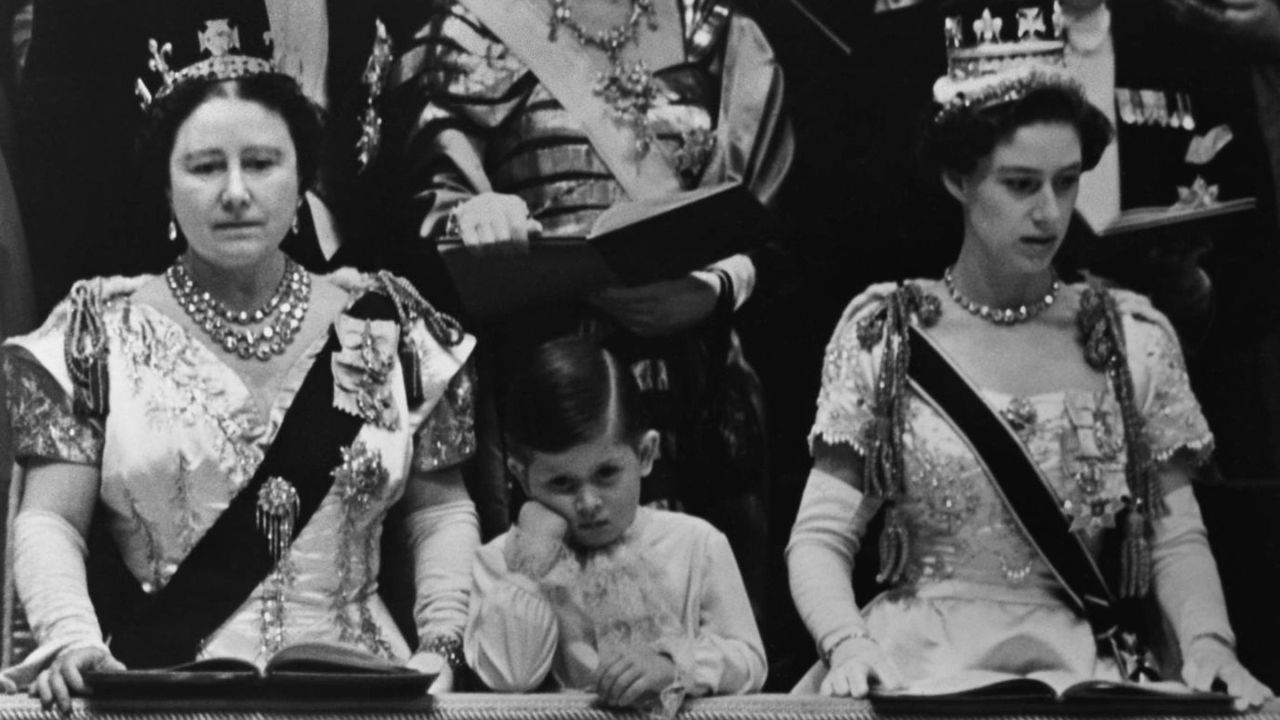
[332, 442, 394, 659]
[1, 346, 102, 464]
[540, 537, 682, 671]
[122, 485, 167, 594]
[259, 560, 298, 660]
[115, 313, 264, 487]
[1134, 320, 1214, 465]
[413, 362, 476, 472]
[810, 306, 881, 454]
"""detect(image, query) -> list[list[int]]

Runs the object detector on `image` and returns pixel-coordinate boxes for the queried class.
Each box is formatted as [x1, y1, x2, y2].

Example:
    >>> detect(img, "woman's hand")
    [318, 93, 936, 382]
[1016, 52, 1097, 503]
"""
[516, 500, 570, 543]
[1183, 635, 1274, 710]
[406, 651, 453, 694]
[590, 273, 721, 338]
[448, 193, 542, 255]
[31, 646, 124, 714]
[594, 647, 677, 709]
[820, 637, 904, 698]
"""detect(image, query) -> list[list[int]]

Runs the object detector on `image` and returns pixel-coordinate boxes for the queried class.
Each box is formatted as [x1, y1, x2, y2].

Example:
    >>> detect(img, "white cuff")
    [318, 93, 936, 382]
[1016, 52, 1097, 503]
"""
[701, 254, 757, 311]
[406, 499, 480, 645]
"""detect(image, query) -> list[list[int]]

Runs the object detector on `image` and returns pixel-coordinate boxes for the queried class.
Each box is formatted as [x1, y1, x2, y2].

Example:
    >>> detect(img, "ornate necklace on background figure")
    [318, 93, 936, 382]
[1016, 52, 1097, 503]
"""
[166, 257, 311, 361]
[944, 265, 1061, 326]
[548, 0, 661, 154]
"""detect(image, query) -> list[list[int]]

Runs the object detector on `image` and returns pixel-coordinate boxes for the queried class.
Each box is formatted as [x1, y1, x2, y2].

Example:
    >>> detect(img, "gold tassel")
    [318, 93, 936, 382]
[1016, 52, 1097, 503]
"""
[399, 336, 425, 407]
[64, 283, 109, 417]
[1120, 507, 1151, 598]
[876, 506, 910, 584]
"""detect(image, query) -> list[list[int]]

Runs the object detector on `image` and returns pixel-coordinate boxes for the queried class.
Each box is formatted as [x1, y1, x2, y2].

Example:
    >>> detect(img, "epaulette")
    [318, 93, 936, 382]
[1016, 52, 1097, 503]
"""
[1078, 286, 1159, 599]
[64, 280, 111, 418]
[369, 272, 465, 408]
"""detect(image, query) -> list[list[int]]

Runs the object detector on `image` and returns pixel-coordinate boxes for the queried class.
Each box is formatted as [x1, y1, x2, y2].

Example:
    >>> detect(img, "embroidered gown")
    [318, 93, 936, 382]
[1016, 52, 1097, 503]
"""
[789, 282, 1235, 690]
[1, 270, 476, 667]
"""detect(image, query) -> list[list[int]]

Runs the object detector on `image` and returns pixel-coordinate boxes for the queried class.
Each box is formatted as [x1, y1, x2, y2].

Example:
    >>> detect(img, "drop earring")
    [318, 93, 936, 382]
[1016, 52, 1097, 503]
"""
[168, 218, 178, 242]
[291, 213, 300, 235]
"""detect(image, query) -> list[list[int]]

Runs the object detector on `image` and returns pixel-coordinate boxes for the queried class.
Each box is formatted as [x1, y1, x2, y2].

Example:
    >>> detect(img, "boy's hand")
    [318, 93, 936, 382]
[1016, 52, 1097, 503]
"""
[594, 648, 678, 709]
[517, 501, 570, 543]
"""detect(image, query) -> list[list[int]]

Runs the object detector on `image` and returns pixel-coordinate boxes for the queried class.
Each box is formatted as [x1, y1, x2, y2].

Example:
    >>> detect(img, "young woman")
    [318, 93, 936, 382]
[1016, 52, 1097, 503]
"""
[2, 45, 478, 710]
[786, 64, 1272, 708]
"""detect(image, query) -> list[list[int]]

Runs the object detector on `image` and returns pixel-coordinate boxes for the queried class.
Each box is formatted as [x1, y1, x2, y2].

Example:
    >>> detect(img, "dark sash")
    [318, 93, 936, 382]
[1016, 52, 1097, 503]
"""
[905, 326, 1124, 644]
[98, 293, 397, 668]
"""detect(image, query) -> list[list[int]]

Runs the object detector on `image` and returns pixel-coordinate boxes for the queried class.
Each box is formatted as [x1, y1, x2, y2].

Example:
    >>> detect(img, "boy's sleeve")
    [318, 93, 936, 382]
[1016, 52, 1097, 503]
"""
[464, 537, 559, 691]
[656, 530, 767, 696]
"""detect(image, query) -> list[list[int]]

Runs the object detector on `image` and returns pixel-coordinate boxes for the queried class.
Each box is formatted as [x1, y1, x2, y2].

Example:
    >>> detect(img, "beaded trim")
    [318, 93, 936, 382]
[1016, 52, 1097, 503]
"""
[944, 266, 1061, 325]
[164, 55, 275, 98]
[933, 64, 1082, 125]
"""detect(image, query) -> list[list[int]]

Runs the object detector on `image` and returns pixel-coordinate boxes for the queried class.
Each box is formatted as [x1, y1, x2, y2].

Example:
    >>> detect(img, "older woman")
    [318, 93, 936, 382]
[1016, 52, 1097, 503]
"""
[0, 42, 479, 711]
[786, 53, 1272, 706]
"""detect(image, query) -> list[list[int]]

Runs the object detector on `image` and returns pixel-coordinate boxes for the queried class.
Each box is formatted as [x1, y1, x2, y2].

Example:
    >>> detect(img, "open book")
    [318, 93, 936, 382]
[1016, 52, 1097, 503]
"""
[82, 642, 435, 698]
[438, 183, 780, 321]
[870, 670, 1230, 712]
[1085, 197, 1257, 238]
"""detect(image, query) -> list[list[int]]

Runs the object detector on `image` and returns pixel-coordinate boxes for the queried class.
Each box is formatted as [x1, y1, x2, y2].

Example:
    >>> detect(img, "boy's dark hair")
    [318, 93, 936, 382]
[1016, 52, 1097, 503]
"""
[503, 336, 649, 462]
[922, 83, 1114, 178]
[140, 73, 325, 195]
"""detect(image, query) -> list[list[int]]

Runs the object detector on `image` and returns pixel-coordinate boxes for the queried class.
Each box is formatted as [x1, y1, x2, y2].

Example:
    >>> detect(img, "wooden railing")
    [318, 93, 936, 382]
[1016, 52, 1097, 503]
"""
[0, 694, 1276, 720]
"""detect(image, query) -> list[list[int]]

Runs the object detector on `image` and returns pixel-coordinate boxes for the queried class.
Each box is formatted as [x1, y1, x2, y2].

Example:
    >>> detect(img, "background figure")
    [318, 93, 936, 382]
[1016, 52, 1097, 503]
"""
[377, 0, 793, 615]
[15, 0, 390, 316]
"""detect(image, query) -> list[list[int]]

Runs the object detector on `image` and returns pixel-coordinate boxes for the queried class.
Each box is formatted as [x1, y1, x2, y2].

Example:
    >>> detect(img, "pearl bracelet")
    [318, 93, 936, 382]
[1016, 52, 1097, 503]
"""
[820, 627, 873, 667]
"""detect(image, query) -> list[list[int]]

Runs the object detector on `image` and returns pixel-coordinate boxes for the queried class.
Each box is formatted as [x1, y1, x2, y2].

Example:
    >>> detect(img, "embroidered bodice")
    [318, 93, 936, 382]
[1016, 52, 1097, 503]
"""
[810, 282, 1213, 594]
[3, 272, 476, 663]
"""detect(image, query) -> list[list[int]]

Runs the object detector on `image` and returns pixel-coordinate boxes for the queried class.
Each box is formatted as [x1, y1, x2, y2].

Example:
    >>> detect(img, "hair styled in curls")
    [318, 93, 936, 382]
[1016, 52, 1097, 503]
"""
[139, 72, 324, 193]
[503, 336, 650, 463]
[922, 83, 1114, 178]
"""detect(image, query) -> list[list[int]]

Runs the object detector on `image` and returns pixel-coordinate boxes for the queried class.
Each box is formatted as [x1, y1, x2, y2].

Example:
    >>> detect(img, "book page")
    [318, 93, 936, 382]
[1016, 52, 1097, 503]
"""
[587, 183, 735, 238]
[1053, 675, 1200, 700]
[874, 669, 1049, 698]
[266, 642, 413, 675]
[1099, 197, 1256, 236]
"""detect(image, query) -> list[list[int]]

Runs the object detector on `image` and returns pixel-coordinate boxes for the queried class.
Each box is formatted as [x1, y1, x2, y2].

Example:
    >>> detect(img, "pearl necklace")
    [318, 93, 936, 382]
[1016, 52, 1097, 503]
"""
[944, 265, 1060, 325]
[167, 258, 311, 361]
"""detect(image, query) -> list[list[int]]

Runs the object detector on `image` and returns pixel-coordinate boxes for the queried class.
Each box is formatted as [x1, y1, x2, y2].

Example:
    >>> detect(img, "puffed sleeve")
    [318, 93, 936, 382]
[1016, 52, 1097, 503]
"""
[809, 283, 897, 454]
[1, 282, 115, 467]
[413, 358, 476, 472]
[464, 533, 560, 692]
[655, 528, 766, 696]
[2, 346, 101, 466]
[1119, 293, 1214, 465]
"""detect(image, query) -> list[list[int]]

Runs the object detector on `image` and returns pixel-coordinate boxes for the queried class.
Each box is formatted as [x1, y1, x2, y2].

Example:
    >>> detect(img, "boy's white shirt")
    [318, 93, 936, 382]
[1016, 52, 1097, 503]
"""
[464, 507, 766, 695]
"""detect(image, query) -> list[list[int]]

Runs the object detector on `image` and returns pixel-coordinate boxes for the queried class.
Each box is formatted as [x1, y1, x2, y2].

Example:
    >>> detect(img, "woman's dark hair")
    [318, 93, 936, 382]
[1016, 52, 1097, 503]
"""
[922, 83, 1114, 178]
[503, 336, 650, 462]
[139, 72, 324, 192]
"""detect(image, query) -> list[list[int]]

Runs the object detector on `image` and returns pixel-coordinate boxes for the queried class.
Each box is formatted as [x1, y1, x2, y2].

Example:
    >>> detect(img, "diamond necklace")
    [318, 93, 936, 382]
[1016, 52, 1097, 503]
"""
[944, 265, 1061, 325]
[548, 0, 660, 154]
[167, 257, 311, 361]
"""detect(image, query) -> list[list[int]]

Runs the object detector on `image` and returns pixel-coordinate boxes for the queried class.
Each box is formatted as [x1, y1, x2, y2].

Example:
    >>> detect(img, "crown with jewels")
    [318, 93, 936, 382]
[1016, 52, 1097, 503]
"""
[135, 18, 278, 108]
[932, 2, 1082, 122]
